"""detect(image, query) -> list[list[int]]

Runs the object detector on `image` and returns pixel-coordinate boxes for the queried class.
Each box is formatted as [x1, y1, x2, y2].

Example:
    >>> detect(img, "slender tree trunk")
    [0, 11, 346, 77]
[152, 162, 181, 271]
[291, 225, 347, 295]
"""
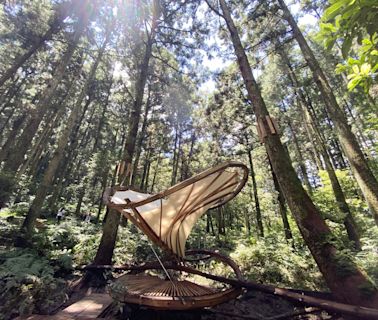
[306, 107, 362, 250]
[97, 174, 109, 222]
[278, 46, 362, 251]
[92, 76, 113, 152]
[0, 15, 87, 179]
[0, 111, 26, 162]
[269, 159, 293, 242]
[247, 147, 263, 237]
[19, 33, 107, 238]
[278, 0, 378, 225]
[16, 86, 73, 179]
[173, 131, 182, 183]
[207, 213, 215, 236]
[0, 4, 69, 87]
[244, 207, 251, 236]
[300, 104, 324, 171]
[75, 187, 85, 217]
[170, 125, 180, 186]
[284, 111, 313, 195]
[140, 145, 151, 191]
[0, 76, 20, 108]
[217, 0, 378, 307]
[0, 107, 16, 137]
[45, 94, 93, 211]
[150, 154, 161, 193]
[131, 87, 152, 185]
[93, 2, 159, 266]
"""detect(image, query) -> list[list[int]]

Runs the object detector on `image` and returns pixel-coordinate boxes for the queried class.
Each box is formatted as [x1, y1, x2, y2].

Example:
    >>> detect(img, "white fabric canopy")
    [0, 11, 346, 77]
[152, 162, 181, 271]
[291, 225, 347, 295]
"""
[111, 166, 245, 257]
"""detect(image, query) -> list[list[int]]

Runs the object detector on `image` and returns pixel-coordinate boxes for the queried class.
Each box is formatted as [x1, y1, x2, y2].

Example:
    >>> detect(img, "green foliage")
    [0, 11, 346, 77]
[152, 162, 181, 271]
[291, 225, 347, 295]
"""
[0, 249, 68, 319]
[335, 36, 378, 92]
[356, 226, 378, 283]
[318, 0, 378, 92]
[8, 202, 31, 216]
[0, 172, 15, 207]
[230, 237, 325, 290]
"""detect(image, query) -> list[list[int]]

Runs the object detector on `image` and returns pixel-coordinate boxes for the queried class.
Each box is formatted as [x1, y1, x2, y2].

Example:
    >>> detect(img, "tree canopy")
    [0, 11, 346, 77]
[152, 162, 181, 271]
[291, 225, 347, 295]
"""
[0, 0, 377, 319]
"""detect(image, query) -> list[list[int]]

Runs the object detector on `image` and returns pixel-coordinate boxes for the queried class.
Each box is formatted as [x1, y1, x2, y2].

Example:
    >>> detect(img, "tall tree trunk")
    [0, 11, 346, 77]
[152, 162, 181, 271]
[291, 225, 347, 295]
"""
[0, 76, 21, 109]
[16, 83, 74, 179]
[0, 13, 88, 206]
[92, 76, 113, 152]
[140, 145, 152, 191]
[173, 131, 182, 183]
[0, 2, 70, 87]
[216, 0, 378, 307]
[97, 174, 109, 222]
[170, 125, 180, 186]
[277, 48, 362, 251]
[283, 108, 313, 195]
[19, 33, 107, 238]
[305, 106, 362, 250]
[93, 1, 160, 266]
[182, 130, 196, 180]
[278, 0, 378, 225]
[0, 111, 26, 162]
[150, 153, 161, 193]
[269, 159, 293, 242]
[131, 87, 152, 185]
[247, 146, 263, 237]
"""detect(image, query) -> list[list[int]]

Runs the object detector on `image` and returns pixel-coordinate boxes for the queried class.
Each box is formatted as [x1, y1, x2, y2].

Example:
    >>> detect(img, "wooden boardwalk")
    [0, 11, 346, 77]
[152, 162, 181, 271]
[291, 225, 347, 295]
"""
[16, 293, 113, 320]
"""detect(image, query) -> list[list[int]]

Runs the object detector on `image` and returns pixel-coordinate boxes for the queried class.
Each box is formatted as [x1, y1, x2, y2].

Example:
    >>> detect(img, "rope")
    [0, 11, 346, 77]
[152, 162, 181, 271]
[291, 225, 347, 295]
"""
[149, 243, 173, 282]
[149, 243, 185, 303]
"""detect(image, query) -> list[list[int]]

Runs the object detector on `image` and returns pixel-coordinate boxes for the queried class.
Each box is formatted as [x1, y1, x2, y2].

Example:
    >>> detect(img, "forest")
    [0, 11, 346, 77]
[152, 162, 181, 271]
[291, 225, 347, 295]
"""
[0, 0, 377, 319]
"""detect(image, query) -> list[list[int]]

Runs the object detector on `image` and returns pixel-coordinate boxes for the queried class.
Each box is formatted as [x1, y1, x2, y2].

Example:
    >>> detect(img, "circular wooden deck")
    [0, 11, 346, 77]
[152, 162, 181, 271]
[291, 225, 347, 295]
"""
[109, 273, 241, 310]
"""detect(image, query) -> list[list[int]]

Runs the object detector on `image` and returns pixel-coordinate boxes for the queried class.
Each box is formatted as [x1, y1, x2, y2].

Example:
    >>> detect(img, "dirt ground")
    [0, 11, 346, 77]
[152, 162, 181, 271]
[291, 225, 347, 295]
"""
[113, 290, 333, 320]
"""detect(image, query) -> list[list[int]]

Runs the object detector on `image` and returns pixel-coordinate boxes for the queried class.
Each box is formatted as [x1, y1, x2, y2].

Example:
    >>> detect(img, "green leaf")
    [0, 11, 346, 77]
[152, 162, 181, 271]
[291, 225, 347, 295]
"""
[347, 76, 362, 91]
[325, 37, 337, 50]
[347, 57, 359, 65]
[335, 63, 347, 73]
[360, 63, 371, 75]
[347, 73, 356, 79]
[342, 36, 352, 59]
[352, 65, 360, 73]
[324, 0, 348, 21]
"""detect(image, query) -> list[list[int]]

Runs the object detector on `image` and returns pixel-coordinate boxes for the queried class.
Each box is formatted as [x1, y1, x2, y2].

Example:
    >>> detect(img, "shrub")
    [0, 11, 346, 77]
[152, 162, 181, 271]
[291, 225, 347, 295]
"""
[230, 236, 325, 290]
[0, 249, 68, 319]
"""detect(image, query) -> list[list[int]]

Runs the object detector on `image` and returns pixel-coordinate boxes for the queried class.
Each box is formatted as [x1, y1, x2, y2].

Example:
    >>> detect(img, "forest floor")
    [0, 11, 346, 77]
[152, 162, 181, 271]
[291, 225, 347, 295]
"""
[0, 211, 352, 320]
[98, 289, 330, 320]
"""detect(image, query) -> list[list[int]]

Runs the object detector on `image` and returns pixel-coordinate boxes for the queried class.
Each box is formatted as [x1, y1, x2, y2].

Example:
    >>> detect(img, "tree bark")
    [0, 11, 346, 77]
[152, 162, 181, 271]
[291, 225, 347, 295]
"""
[19, 32, 107, 238]
[247, 147, 263, 237]
[131, 87, 152, 185]
[150, 153, 161, 193]
[0, 2, 70, 87]
[269, 159, 293, 242]
[305, 106, 362, 251]
[170, 124, 180, 186]
[278, 0, 378, 225]
[0, 12, 88, 180]
[16, 84, 74, 179]
[283, 108, 313, 195]
[93, 1, 160, 266]
[182, 130, 196, 180]
[277, 47, 361, 250]
[216, 0, 378, 307]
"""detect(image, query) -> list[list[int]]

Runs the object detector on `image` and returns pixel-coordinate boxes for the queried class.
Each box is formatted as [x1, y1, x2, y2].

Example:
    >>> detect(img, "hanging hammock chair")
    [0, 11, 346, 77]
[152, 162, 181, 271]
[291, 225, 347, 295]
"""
[107, 161, 248, 310]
